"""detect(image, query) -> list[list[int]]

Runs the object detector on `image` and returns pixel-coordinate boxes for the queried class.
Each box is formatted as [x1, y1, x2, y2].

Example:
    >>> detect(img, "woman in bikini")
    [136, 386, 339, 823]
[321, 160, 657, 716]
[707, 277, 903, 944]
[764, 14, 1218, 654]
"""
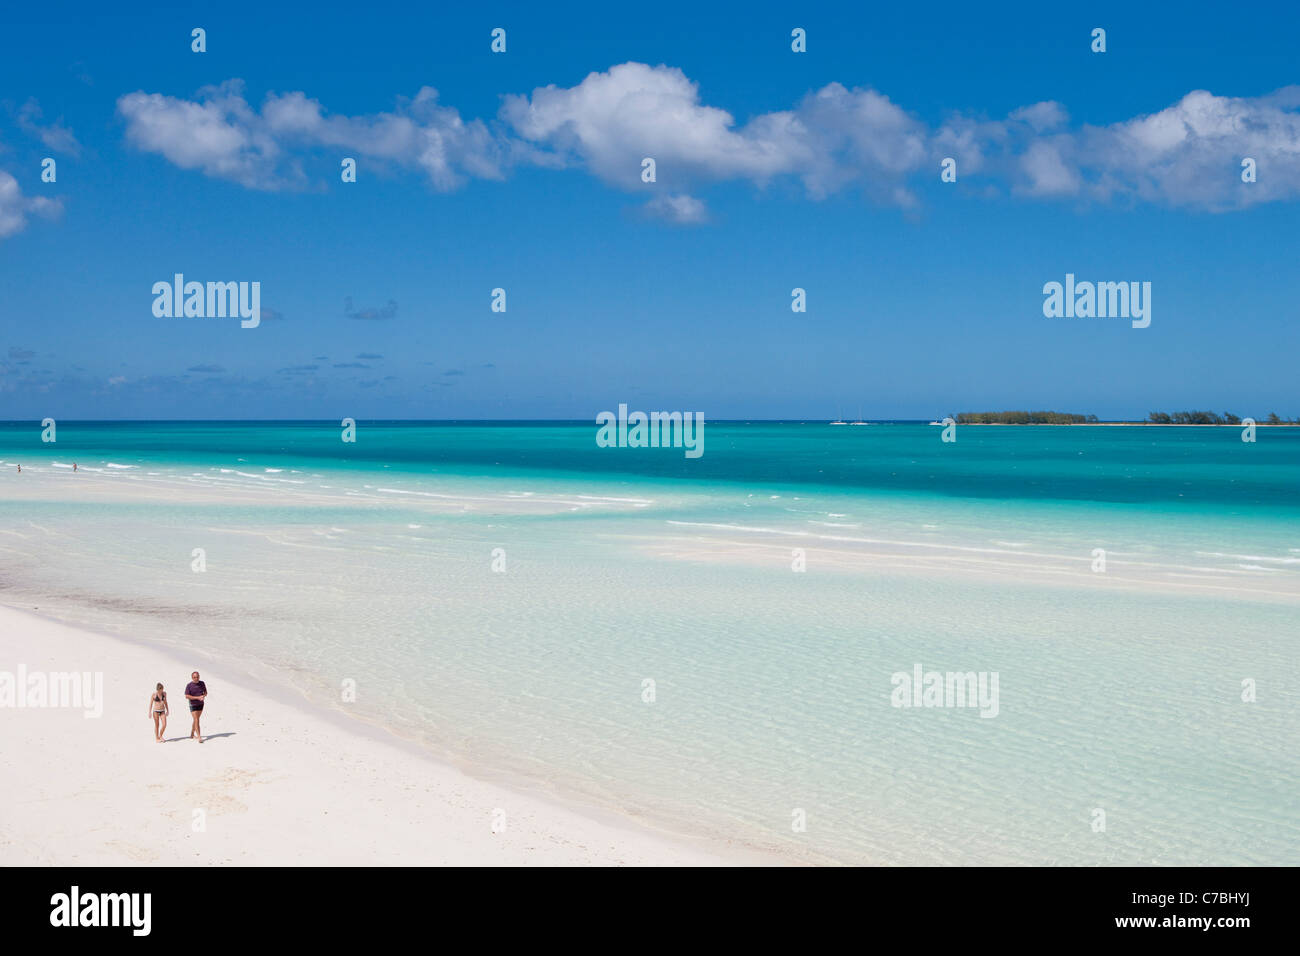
[148, 683, 169, 742]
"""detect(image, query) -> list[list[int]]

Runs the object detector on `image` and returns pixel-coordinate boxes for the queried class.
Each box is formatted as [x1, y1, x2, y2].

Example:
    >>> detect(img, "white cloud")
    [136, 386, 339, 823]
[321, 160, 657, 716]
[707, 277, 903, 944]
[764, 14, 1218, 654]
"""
[1075, 88, 1300, 208]
[1007, 102, 1069, 132]
[118, 81, 283, 189]
[500, 64, 927, 204]
[261, 87, 507, 188]
[788, 83, 926, 201]
[0, 169, 61, 239]
[1018, 140, 1082, 196]
[501, 63, 803, 187]
[17, 99, 82, 156]
[114, 68, 1300, 214]
[118, 80, 505, 191]
[643, 193, 708, 224]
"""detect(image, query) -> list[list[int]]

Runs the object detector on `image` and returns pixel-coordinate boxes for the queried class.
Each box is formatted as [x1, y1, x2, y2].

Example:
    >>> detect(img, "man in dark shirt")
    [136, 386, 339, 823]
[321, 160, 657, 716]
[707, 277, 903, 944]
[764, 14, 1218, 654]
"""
[184, 671, 208, 743]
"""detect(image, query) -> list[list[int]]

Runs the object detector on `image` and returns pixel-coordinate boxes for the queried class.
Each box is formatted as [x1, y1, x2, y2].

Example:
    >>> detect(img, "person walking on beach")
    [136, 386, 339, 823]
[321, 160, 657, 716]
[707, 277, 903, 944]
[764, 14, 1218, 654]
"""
[184, 671, 208, 743]
[148, 683, 169, 742]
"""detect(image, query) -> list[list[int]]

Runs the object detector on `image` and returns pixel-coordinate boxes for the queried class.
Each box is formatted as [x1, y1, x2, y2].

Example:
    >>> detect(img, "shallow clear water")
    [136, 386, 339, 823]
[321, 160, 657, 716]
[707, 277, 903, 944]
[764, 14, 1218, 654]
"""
[1, 421, 1297, 863]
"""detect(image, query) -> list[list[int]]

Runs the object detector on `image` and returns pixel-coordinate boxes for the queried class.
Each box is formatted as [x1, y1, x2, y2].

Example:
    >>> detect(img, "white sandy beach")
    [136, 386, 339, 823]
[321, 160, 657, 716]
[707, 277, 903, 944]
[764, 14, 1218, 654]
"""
[0, 604, 777, 866]
[3, 441, 1296, 866]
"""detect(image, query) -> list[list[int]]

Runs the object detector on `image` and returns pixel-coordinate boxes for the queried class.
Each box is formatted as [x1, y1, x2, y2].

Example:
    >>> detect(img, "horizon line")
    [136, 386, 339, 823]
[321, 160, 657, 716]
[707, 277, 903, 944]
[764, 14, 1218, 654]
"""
[3, 418, 1296, 426]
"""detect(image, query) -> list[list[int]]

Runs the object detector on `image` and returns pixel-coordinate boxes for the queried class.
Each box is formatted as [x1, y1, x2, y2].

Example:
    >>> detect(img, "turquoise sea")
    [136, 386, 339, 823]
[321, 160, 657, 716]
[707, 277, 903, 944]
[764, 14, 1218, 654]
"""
[1, 421, 1297, 864]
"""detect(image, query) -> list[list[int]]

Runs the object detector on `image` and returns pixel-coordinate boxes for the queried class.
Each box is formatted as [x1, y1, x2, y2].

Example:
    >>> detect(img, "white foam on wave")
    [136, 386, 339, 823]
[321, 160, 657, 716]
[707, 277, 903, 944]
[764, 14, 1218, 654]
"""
[664, 519, 1085, 560]
[232, 470, 305, 484]
[1195, 551, 1300, 565]
[375, 486, 470, 500]
[574, 494, 655, 504]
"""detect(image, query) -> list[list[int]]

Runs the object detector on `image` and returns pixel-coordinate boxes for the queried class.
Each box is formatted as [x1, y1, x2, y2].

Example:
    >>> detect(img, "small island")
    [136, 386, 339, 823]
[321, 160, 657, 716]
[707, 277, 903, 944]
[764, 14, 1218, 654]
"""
[950, 410, 1299, 424]
[955, 411, 1098, 424]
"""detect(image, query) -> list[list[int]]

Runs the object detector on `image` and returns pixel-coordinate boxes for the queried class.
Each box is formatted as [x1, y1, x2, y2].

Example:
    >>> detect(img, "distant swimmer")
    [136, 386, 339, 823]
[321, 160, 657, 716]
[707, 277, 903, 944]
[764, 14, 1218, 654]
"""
[15, 465, 19, 473]
[148, 683, 169, 742]
[73, 463, 77, 472]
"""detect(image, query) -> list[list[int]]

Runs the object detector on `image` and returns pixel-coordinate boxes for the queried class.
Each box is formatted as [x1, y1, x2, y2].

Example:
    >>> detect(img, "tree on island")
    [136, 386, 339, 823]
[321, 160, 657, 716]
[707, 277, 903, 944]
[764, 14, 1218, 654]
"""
[955, 411, 1098, 424]
[955, 410, 1299, 425]
[1146, 410, 1297, 425]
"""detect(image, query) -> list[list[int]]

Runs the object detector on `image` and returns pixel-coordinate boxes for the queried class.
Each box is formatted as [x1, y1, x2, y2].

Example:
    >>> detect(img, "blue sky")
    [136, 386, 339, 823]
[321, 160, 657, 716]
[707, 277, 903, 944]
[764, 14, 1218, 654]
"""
[1, 0, 1298, 420]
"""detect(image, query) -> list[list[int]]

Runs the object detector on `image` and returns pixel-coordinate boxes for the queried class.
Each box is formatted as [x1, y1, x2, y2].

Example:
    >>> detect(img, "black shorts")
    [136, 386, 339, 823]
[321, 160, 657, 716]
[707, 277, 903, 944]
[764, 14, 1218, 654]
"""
[189, 701, 203, 712]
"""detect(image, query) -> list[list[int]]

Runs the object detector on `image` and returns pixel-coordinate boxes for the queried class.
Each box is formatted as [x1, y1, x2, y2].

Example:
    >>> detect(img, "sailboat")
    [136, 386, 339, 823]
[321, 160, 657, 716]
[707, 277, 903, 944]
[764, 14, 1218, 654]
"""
[829, 410, 848, 425]
[850, 409, 870, 425]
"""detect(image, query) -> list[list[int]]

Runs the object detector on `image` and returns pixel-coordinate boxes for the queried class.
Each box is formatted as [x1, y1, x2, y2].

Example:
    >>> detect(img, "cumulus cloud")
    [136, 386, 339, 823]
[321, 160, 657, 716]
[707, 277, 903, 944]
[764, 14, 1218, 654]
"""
[1018, 140, 1082, 196]
[114, 68, 1300, 214]
[500, 65, 930, 209]
[505, 68, 1300, 210]
[784, 82, 927, 201]
[643, 193, 708, 224]
[17, 99, 82, 155]
[0, 170, 61, 239]
[117, 81, 292, 189]
[1072, 88, 1300, 208]
[502, 63, 805, 185]
[263, 86, 509, 189]
[118, 80, 506, 190]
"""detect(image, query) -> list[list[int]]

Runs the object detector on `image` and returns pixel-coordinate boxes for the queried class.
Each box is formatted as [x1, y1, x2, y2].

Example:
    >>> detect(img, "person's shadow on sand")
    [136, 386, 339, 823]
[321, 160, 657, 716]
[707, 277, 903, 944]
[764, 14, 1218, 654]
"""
[162, 732, 236, 743]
